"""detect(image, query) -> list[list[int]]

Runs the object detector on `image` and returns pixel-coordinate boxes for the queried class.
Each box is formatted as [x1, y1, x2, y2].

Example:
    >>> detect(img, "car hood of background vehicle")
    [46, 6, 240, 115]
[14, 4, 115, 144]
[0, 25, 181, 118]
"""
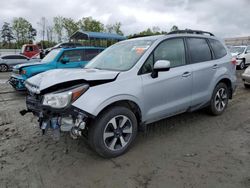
[14, 61, 46, 69]
[26, 68, 120, 92]
[231, 52, 241, 57]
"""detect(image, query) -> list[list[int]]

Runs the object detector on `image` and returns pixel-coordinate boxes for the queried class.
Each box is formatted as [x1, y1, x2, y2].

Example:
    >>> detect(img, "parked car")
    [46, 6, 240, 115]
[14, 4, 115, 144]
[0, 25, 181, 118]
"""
[242, 66, 250, 88]
[42, 42, 82, 57]
[0, 54, 39, 72]
[230, 45, 250, 70]
[24, 30, 237, 158]
[21, 44, 41, 58]
[9, 46, 104, 90]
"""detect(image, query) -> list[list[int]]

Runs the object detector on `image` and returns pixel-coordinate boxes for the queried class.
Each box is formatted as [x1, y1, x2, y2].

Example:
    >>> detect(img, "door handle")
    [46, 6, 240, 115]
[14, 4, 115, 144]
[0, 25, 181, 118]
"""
[212, 64, 219, 69]
[182, 72, 192, 77]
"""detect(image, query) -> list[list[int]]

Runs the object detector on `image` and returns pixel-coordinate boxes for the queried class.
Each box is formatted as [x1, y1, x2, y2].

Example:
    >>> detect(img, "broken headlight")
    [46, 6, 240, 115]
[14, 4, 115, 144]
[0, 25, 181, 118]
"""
[42, 85, 89, 109]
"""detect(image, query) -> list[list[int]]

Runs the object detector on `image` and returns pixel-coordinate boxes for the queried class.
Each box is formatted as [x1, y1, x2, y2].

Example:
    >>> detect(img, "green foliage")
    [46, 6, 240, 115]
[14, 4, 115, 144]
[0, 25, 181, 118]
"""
[78, 17, 105, 32]
[106, 22, 124, 36]
[1, 22, 14, 47]
[62, 18, 79, 38]
[12, 17, 36, 47]
[53, 16, 64, 42]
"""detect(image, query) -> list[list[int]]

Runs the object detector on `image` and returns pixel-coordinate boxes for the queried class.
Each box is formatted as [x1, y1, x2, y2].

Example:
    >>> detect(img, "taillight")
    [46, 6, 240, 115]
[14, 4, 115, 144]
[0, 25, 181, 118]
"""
[231, 58, 237, 65]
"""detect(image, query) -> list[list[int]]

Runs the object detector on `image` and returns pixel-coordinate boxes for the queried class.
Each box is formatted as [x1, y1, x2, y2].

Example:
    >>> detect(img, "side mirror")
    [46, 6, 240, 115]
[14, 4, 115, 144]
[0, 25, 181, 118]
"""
[61, 57, 70, 64]
[151, 60, 170, 78]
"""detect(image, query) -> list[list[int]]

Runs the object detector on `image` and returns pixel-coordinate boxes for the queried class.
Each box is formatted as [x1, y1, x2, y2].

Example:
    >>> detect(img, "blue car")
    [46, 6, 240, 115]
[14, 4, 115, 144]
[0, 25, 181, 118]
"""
[9, 46, 104, 90]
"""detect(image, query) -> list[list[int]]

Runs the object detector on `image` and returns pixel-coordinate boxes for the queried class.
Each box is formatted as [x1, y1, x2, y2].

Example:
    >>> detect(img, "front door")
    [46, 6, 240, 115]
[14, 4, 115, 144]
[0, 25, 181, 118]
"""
[57, 49, 85, 69]
[140, 38, 193, 123]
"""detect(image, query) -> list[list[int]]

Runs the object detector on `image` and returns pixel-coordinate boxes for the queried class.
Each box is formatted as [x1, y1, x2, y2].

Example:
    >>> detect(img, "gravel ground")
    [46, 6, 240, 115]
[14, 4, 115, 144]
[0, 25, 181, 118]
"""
[0, 71, 249, 188]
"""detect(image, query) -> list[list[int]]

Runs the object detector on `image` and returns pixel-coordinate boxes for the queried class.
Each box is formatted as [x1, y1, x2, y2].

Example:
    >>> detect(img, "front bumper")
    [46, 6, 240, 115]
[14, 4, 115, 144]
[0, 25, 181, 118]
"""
[8, 74, 26, 90]
[242, 73, 250, 85]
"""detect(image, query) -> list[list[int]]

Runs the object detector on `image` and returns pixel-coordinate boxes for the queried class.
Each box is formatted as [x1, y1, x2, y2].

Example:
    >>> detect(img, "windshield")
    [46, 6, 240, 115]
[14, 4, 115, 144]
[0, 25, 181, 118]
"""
[85, 40, 154, 71]
[230, 46, 246, 54]
[41, 49, 61, 63]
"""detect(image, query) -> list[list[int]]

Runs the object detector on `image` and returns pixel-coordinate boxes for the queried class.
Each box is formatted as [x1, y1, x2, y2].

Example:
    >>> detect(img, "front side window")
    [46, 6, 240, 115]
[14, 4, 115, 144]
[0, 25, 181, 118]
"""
[187, 38, 212, 63]
[209, 39, 227, 59]
[59, 50, 83, 62]
[85, 40, 154, 71]
[140, 38, 186, 74]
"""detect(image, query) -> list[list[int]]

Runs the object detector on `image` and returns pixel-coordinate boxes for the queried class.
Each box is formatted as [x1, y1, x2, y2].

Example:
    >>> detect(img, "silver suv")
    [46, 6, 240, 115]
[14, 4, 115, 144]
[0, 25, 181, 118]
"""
[24, 30, 237, 158]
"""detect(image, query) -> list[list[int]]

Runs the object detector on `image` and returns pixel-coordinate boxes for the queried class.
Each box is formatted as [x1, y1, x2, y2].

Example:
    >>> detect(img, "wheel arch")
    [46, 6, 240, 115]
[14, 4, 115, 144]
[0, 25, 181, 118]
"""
[215, 77, 233, 99]
[95, 99, 142, 126]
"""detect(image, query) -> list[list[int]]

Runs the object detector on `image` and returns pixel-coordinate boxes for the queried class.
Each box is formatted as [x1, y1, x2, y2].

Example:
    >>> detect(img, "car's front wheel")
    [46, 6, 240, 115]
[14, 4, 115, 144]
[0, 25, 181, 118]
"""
[88, 106, 138, 158]
[239, 60, 245, 70]
[0, 64, 8, 72]
[208, 82, 229, 115]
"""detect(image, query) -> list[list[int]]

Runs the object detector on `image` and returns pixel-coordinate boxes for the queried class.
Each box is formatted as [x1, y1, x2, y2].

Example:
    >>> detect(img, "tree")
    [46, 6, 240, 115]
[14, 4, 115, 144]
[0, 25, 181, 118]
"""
[170, 25, 179, 32]
[78, 17, 105, 32]
[53, 16, 64, 42]
[106, 22, 123, 35]
[62, 18, 79, 38]
[37, 17, 46, 42]
[12, 17, 34, 46]
[1, 22, 14, 47]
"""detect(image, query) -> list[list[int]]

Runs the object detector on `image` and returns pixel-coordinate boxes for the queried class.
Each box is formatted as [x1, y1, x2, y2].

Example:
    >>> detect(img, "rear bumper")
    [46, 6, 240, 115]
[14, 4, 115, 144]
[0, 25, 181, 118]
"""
[8, 75, 26, 90]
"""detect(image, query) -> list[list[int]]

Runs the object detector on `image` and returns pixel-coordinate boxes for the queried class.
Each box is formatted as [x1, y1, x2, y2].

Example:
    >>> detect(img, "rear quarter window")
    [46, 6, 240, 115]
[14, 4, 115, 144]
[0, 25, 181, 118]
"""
[208, 39, 227, 59]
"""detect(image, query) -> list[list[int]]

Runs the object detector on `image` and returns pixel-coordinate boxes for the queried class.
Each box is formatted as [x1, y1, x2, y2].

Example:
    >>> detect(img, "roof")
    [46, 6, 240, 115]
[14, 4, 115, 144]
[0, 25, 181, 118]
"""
[70, 30, 126, 41]
[61, 46, 105, 51]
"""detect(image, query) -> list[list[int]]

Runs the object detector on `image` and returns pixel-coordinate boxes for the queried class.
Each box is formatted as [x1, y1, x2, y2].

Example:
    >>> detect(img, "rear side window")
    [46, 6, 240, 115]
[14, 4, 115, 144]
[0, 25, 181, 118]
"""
[209, 39, 227, 59]
[83, 49, 101, 61]
[187, 38, 212, 63]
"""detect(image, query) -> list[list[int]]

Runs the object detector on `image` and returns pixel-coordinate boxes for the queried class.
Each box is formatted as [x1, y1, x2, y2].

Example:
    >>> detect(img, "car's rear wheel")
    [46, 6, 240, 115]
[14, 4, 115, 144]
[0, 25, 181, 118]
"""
[88, 106, 138, 158]
[208, 82, 229, 116]
[0, 64, 8, 72]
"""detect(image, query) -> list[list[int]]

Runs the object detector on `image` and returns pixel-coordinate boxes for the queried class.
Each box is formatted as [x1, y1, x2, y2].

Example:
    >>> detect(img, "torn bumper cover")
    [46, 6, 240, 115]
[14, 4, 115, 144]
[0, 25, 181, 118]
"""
[8, 75, 26, 91]
[25, 93, 92, 139]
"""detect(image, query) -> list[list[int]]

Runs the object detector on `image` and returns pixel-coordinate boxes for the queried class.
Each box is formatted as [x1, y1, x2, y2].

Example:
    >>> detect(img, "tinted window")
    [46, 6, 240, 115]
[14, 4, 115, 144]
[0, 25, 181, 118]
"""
[209, 39, 227, 59]
[59, 50, 82, 62]
[187, 38, 212, 63]
[26, 46, 33, 52]
[83, 49, 101, 61]
[140, 38, 186, 74]
[2, 55, 27, 60]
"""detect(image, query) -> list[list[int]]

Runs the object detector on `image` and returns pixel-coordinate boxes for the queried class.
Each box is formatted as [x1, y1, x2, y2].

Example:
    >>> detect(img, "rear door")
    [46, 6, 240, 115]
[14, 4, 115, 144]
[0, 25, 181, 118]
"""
[140, 38, 193, 123]
[186, 37, 218, 107]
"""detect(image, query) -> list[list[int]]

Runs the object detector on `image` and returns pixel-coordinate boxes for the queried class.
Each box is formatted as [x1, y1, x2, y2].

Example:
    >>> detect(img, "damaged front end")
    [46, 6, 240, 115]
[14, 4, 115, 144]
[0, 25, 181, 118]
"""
[22, 82, 92, 140]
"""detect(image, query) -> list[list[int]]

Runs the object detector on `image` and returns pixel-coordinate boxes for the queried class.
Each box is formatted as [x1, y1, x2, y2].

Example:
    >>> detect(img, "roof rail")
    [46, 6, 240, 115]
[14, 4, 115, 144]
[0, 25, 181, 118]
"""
[168, 29, 214, 36]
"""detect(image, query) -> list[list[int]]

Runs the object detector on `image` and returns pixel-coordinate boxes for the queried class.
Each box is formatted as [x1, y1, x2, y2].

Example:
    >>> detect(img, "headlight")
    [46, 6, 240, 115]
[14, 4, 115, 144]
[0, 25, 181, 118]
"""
[42, 85, 89, 109]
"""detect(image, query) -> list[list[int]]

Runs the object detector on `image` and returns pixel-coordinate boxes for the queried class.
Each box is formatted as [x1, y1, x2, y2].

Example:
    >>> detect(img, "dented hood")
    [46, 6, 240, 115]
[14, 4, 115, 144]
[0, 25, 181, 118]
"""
[25, 68, 119, 93]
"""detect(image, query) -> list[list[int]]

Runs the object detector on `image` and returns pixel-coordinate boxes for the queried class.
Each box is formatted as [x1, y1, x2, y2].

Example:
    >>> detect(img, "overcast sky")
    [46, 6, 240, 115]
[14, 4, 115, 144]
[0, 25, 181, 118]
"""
[0, 0, 249, 38]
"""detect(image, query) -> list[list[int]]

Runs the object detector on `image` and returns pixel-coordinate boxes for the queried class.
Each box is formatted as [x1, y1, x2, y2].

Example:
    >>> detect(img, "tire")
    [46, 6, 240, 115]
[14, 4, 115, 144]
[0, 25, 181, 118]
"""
[244, 83, 250, 89]
[239, 60, 245, 70]
[0, 64, 8, 72]
[208, 82, 229, 116]
[88, 106, 138, 158]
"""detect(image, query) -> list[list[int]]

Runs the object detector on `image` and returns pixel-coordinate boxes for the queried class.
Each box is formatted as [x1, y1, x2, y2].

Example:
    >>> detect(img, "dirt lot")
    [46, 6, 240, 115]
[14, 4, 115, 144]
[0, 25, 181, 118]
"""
[0, 71, 249, 188]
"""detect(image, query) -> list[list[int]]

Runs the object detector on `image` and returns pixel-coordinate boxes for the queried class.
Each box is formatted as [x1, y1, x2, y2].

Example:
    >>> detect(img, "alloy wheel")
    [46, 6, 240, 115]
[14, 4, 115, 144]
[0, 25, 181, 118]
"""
[103, 115, 133, 151]
[214, 88, 228, 112]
